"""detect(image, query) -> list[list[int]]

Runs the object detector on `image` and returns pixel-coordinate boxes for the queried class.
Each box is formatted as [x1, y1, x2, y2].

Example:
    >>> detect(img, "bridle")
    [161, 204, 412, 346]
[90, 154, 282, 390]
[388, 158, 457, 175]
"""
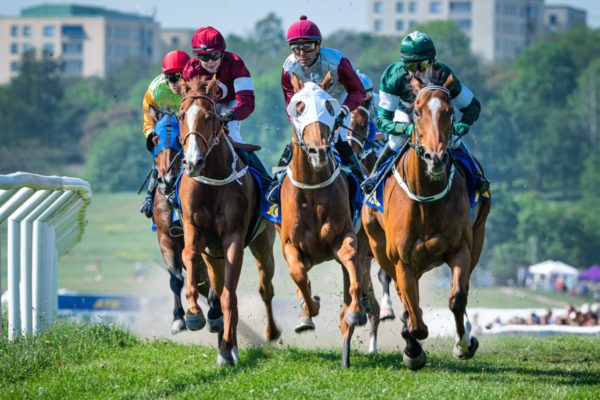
[179, 94, 224, 160]
[347, 105, 376, 160]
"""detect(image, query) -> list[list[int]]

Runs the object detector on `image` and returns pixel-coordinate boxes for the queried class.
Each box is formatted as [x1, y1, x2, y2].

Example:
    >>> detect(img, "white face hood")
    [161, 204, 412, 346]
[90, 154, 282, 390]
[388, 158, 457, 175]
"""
[287, 82, 341, 138]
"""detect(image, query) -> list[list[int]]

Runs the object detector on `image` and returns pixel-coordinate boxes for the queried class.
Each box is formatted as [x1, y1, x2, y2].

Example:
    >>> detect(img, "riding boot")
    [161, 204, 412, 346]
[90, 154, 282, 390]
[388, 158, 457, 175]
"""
[457, 141, 490, 193]
[334, 138, 365, 182]
[277, 142, 293, 167]
[361, 143, 396, 194]
[140, 166, 158, 218]
[265, 142, 292, 203]
[234, 148, 272, 184]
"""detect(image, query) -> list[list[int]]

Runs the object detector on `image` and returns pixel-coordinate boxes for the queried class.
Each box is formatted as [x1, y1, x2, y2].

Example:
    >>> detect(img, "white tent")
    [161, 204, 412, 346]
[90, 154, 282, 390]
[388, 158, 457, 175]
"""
[528, 260, 579, 277]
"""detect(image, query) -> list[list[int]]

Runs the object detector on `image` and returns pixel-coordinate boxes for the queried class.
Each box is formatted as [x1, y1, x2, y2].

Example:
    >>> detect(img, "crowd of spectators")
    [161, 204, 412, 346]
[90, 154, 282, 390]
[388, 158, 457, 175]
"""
[501, 303, 599, 327]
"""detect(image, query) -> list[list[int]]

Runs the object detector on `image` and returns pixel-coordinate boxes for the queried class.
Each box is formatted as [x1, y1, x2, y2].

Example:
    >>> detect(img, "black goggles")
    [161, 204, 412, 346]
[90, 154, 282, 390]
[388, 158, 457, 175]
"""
[197, 52, 223, 62]
[290, 42, 317, 54]
[405, 61, 430, 72]
[165, 73, 181, 83]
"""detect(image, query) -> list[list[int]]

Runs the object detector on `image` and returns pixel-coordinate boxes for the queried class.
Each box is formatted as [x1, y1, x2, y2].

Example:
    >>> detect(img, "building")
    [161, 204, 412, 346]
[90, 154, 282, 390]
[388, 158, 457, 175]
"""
[545, 4, 587, 33]
[159, 28, 195, 56]
[367, 0, 586, 63]
[0, 4, 161, 83]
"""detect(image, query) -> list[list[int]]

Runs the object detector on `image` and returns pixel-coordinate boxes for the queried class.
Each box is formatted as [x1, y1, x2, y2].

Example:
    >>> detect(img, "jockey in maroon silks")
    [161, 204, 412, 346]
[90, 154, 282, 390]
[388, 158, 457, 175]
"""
[182, 26, 272, 183]
[273, 16, 366, 183]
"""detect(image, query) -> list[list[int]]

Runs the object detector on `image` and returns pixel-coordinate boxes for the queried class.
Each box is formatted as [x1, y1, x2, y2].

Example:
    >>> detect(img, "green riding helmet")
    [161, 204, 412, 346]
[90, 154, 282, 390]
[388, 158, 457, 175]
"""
[400, 31, 436, 62]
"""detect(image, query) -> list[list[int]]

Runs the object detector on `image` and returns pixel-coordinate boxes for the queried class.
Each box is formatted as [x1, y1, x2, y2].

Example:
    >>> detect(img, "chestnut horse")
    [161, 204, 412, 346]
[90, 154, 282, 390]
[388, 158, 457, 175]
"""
[177, 76, 280, 366]
[349, 96, 397, 322]
[277, 74, 370, 368]
[362, 72, 491, 370]
[147, 107, 219, 335]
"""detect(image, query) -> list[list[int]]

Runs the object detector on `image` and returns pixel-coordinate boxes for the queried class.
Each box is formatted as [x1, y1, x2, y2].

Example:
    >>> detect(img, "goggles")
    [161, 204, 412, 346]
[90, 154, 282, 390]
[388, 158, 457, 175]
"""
[290, 42, 317, 54]
[405, 60, 430, 73]
[197, 51, 223, 62]
[165, 73, 181, 84]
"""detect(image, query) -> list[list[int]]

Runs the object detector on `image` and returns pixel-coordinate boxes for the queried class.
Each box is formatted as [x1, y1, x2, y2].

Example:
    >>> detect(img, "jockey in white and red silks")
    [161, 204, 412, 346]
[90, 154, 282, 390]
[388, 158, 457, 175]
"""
[182, 26, 272, 182]
[275, 15, 367, 181]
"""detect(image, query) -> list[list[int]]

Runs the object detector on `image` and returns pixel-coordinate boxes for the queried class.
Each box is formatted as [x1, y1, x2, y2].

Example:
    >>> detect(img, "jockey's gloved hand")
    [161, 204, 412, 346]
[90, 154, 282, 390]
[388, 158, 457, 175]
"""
[218, 110, 235, 122]
[332, 107, 349, 131]
[453, 122, 470, 137]
[403, 122, 414, 136]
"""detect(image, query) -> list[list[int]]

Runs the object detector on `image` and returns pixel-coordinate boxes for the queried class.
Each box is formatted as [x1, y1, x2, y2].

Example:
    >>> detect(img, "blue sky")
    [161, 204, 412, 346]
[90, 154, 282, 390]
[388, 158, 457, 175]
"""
[2, 0, 599, 35]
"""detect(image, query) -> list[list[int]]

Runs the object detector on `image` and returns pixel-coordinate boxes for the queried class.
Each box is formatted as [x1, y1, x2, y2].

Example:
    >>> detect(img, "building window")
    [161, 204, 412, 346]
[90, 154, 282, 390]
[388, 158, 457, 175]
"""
[63, 42, 83, 54]
[10, 43, 18, 54]
[408, 1, 417, 13]
[430, 1, 442, 13]
[43, 43, 55, 55]
[23, 25, 31, 37]
[11, 25, 18, 36]
[63, 60, 83, 73]
[396, 20, 405, 31]
[455, 19, 472, 32]
[22, 43, 33, 53]
[10, 61, 20, 72]
[409, 20, 417, 29]
[396, 2, 404, 13]
[549, 14, 558, 26]
[374, 19, 383, 32]
[449, 1, 471, 13]
[373, 1, 382, 13]
[62, 25, 85, 39]
[43, 25, 56, 37]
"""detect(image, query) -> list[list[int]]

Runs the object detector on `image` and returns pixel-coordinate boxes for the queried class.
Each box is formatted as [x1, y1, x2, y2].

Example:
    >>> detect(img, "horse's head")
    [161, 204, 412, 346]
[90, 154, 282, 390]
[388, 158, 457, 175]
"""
[348, 92, 372, 154]
[287, 72, 339, 169]
[178, 75, 224, 177]
[149, 105, 182, 192]
[409, 70, 454, 180]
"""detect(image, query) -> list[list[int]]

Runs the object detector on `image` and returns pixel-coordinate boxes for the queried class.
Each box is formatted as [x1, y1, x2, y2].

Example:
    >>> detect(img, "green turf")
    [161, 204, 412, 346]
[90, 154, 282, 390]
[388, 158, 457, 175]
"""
[0, 322, 598, 399]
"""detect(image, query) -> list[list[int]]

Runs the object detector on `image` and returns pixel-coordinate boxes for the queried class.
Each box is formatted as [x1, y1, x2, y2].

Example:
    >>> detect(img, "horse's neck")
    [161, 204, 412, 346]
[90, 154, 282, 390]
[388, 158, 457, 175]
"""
[290, 144, 334, 185]
[402, 146, 449, 198]
[203, 139, 237, 179]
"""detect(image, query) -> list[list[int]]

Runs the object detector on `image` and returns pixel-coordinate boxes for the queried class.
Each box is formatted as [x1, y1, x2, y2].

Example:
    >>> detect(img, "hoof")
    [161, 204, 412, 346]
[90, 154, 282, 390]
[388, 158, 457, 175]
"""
[379, 306, 395, 321]
[207, 316, 224, 333]
[184, 311, 206, 331]
[360, 294, 372, 314]
[453, 337, 479, 360]
[345, 311, 368, 327]
[403, 349, 427, 370]
[231, 347, 239, 363]
[217, 351, 235, 367]
[266, 325, 282, 342]
[295, 316, 315, 333]
[170, 319, 186, 335]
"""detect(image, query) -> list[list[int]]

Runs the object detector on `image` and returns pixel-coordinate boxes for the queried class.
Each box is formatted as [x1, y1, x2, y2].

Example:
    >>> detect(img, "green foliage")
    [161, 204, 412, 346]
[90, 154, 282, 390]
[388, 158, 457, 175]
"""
[84, 124, 149, 192]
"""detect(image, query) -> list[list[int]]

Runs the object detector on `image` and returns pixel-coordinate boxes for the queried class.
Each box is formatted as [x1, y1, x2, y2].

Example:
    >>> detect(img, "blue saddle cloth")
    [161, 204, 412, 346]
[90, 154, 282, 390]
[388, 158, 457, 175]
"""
[261, 152, 364, 230]
[364, 149, 490, 218]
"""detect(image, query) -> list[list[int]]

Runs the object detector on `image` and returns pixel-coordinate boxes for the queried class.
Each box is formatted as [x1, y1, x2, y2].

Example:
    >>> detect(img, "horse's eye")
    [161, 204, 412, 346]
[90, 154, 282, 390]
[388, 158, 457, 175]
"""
[414, 109, 421, 118]
[178, 112, 185, 121]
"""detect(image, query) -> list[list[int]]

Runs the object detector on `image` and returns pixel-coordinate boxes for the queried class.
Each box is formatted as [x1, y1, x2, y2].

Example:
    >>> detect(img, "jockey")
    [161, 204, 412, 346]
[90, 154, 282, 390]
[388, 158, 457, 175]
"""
[140, 49, 190, 218]
[182, 26, 272, 184]
[275, 15, 367, 180]
[355, 69, 379, 152]
[361, 31, 490, 194]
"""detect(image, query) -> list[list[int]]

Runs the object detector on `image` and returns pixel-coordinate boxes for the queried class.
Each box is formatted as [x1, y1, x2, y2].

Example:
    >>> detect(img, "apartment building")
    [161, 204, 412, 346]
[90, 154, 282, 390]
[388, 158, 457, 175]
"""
[367, 0, 586, 62]
[545, 5, 586, 33]
[159, 28, 195, 55]
[0, 4, 161, 83]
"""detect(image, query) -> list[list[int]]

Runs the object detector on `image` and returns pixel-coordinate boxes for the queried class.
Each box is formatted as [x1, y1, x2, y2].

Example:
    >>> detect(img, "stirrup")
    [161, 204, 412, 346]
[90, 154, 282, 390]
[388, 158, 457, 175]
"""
[475, 176, 490, 193]
[140, 197, 153, 218]
[361, 176, 377, 194]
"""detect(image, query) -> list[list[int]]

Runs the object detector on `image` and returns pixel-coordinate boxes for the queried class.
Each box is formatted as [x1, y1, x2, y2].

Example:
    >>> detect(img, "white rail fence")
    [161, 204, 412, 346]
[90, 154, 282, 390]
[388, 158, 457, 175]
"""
[0, 172, 92, 340]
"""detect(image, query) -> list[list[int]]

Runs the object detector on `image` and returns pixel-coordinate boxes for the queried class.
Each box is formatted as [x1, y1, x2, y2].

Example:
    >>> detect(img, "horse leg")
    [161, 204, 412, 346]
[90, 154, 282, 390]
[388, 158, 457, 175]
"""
[470, 200, 491, 271]
[357, 229, 380, 354]
[400, 310, 426, 370]
[181, 223, 206, 331]
[335, 235, 367, 327]
[283, 243, 319, 332]
[249, 225, 281, 342]
[395, 263, 428, 340]
[340, 265, 355, 368]
[448, 246, 479, 360]
[216, 237, 244, 367]
[378, 268, 395, 321]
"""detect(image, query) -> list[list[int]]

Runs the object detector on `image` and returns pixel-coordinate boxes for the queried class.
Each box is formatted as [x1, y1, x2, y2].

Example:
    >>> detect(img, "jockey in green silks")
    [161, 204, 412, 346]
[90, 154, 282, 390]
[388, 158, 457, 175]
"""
[361, 31, 490, 194]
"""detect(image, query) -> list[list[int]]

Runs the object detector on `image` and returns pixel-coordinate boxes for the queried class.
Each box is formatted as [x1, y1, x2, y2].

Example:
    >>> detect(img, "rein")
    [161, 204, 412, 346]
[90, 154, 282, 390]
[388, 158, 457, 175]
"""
[180, 93, 247, 186]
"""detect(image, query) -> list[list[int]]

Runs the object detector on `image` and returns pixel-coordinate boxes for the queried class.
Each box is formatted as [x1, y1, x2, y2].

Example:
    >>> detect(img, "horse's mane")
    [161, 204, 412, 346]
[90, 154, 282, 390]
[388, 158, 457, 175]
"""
[183, 75, 221, 98]
[406, 66, 452, 118]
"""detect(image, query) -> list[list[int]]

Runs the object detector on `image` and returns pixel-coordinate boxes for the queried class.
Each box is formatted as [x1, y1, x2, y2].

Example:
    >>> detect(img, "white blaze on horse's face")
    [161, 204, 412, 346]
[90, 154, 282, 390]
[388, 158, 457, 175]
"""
[184, 103, 203, 175]
[287, 82, 340, 137]
[428, 97, 442, 130]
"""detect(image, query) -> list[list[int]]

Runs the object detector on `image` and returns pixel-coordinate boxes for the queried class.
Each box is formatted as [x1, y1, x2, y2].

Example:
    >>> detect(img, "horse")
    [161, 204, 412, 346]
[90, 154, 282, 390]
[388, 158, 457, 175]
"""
[362, 71, 491, 370]
[276, 73, 372, 368]
[177, 75, 280, 366]
[348, 94, 397, 322]
[146, 106, 220, 335]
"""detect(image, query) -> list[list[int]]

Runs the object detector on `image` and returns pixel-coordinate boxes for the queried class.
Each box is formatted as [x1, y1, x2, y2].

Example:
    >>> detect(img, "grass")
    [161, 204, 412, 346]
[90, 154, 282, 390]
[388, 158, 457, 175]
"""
[0, 322, 598, 399]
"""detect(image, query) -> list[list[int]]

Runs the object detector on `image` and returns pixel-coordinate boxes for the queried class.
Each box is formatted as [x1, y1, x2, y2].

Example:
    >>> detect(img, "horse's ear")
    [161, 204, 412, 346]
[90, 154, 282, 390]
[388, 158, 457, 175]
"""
[206, 74, 218, 99]
[180, 79, 191, 96]
[444, 74, 455, 90]
[409, 76, 424, 95]
[364, 92, 373, 106]
[320, 71, 332, 90]
[147, 104, 159, 123]
[290, 73, 304, 93]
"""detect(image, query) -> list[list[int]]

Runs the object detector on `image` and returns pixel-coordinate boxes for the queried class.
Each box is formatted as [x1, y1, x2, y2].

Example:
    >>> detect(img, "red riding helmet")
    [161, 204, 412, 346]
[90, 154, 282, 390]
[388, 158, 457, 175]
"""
[287, 15, 322, 43]
[191, 26, 226, 54]
[161, 50, 191, 74]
